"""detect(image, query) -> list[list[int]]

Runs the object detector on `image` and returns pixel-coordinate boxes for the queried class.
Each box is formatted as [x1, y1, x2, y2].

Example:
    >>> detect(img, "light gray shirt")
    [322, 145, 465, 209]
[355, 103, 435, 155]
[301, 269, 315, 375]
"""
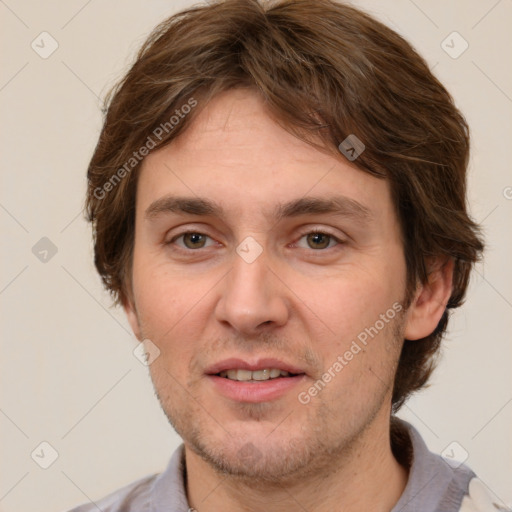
[64, 418, 503, 512]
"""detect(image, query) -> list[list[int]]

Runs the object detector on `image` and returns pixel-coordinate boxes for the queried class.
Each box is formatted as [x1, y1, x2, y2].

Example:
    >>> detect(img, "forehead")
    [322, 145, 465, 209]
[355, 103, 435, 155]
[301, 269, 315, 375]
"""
[136, 88, 392, 223]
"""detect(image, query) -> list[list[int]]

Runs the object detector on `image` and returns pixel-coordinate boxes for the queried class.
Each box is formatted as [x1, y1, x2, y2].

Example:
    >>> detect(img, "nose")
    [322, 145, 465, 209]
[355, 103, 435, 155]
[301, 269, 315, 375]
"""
[214, 244, 289, 335]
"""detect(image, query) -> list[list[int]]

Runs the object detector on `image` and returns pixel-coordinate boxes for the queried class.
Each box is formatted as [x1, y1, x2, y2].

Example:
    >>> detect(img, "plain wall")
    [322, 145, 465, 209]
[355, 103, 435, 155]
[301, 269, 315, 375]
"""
[0, 1, 511, 511]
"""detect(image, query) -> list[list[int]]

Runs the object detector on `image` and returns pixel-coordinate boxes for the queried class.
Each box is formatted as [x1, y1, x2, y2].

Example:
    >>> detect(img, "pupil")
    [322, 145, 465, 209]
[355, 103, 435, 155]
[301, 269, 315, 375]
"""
[308, 233, 329, 249]
[185, 233, 205, 248]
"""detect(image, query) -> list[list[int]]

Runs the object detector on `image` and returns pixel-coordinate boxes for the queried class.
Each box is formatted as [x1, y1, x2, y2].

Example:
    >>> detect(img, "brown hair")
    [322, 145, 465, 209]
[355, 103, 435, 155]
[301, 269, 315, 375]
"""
[85, 0, 484, 411]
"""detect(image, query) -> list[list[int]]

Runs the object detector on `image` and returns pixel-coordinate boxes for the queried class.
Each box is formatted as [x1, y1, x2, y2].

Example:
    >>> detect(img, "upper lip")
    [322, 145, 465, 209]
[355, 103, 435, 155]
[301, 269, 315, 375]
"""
[205, 358, 306, 376]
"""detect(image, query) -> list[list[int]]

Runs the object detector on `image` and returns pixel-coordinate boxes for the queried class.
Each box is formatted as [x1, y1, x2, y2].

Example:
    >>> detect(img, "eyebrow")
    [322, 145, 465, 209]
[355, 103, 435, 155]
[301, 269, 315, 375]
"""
[144, 195, 372, 224]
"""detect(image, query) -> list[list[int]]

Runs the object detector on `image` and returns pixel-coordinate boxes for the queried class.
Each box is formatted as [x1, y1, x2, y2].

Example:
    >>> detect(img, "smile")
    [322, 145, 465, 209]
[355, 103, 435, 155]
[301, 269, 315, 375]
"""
[217, 368, 297, 381]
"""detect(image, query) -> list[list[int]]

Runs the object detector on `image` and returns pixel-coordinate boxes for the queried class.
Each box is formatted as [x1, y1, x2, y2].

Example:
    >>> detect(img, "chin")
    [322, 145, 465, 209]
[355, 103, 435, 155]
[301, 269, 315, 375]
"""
[190, 435, 317, 483]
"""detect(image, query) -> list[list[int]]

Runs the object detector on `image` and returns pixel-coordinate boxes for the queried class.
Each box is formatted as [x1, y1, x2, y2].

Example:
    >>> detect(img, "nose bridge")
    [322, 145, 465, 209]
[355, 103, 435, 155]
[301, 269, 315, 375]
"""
[215, 240, 288, 333]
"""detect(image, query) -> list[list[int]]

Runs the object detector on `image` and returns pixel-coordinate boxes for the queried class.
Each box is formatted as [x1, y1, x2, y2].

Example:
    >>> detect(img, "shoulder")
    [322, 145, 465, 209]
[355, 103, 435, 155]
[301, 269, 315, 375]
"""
[62, 443, 188, 512]
[63, 472, 158, 512]
[459, 477, 512, 512]
[391, 417, 511, 512]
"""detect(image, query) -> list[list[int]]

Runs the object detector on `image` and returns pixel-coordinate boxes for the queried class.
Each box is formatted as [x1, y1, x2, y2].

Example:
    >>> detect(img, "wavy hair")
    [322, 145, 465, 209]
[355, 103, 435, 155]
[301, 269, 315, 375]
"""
[85, 0, 484, 410]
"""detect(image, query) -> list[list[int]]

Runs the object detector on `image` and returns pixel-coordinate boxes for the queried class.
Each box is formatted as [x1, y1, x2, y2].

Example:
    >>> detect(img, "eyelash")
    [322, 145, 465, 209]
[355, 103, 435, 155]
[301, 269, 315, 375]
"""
[166, 228, 346, 253]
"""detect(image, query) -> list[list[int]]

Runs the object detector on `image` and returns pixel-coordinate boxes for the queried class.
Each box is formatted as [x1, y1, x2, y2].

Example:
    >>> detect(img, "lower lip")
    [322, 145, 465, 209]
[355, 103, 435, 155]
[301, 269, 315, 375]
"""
[207, 374, 306, 403]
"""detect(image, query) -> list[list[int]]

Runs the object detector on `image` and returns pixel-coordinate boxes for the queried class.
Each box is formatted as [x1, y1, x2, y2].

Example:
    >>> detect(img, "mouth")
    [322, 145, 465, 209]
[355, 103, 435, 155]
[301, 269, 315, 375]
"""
[217, 368, 301, 381]
[205, 357, 306, 379]
[205, 358, 307, 403]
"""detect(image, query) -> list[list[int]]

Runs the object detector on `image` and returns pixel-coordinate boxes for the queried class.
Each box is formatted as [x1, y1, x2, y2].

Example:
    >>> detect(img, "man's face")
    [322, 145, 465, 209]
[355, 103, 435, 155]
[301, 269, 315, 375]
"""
[126, 88, 410, 481]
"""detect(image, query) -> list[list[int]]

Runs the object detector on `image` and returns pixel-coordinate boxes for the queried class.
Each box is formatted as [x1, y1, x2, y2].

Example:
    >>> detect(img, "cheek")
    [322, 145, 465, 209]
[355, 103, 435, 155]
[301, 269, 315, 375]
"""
[132, 261, 217, 371]
[133, 258, 198, 328]
[295, 264, 405, 392]
[301, 269, 399, 341]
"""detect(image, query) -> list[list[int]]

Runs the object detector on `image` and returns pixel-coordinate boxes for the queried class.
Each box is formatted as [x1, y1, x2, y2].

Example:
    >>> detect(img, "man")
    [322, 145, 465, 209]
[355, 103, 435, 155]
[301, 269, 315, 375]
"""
[68, 0, 498, 510]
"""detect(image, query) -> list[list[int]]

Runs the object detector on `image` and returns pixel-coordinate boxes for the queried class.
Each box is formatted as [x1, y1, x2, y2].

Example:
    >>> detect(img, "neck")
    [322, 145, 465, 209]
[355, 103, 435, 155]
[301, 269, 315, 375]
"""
[184, 414, 409, 512]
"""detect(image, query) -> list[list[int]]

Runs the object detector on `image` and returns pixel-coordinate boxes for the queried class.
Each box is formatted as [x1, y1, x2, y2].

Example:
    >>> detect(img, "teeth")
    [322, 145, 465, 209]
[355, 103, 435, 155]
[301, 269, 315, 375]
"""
[218, 368, 294, 381]
[231, 369, 252, 381]
[252, 369, 270, 380]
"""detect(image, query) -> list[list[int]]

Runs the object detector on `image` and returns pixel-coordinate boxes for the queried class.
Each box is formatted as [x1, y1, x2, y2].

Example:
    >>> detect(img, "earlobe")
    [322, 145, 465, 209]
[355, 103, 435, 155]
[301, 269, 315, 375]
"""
[123, 296, 143, 341]
[404, 258, 454, 341]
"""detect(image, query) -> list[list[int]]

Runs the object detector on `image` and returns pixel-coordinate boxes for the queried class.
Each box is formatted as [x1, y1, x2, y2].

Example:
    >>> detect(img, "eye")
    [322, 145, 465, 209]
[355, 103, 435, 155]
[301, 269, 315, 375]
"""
[166, 229, 344, 253]
[295, 231, 343, 250]
[168, 232, 215, 250]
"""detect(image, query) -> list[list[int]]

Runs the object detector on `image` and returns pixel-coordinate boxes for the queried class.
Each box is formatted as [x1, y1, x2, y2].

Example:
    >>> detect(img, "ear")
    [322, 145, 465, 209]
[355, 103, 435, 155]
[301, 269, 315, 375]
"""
[404, 257, 454, 340]
[122, 296, 143, 341]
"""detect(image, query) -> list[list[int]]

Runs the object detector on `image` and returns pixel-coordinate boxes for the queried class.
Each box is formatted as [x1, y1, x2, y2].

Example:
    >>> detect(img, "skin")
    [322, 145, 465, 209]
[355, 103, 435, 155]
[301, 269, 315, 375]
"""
[124, 88, 453, 512]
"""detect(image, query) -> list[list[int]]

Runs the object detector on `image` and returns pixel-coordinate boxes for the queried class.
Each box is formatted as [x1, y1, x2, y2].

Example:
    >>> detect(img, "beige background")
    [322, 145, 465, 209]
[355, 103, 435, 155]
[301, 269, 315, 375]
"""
[0, 1, 511, 510]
